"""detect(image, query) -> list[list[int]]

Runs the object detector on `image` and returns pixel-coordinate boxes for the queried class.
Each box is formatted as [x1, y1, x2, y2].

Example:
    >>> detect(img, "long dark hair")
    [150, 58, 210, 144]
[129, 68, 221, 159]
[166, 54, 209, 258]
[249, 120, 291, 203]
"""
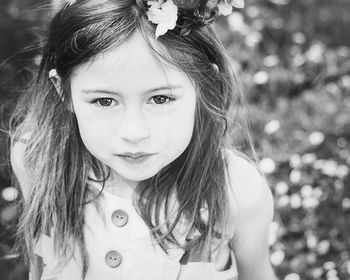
[9, 0, 253, 278]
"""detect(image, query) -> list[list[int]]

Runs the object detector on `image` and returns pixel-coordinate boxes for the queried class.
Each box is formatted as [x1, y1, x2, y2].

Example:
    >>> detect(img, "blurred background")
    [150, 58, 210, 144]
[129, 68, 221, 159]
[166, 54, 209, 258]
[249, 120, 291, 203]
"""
[0, 0, 350, 279]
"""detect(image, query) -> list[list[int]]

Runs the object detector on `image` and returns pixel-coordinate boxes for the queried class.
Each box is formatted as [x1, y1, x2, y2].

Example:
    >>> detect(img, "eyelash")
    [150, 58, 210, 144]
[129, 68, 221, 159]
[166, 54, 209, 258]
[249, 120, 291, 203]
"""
[91, 95, 176, 107]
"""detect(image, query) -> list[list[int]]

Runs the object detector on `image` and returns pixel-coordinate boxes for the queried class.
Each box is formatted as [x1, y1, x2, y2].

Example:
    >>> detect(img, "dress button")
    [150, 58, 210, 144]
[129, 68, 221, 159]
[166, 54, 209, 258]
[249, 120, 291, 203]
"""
[105, 250, 122, 268]
[112, 209, 129, 227]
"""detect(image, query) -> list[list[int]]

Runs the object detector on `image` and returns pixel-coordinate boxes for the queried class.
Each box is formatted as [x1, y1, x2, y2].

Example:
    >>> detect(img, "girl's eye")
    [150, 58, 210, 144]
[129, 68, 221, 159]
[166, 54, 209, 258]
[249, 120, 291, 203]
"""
[93, 98, 116, 107]
[150, 95, 175, 105]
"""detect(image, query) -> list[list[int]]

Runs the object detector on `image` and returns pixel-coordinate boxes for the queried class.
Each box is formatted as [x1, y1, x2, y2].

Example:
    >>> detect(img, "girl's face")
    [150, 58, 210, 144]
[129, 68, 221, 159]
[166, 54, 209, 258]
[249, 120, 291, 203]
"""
[70, 31, 196, 187]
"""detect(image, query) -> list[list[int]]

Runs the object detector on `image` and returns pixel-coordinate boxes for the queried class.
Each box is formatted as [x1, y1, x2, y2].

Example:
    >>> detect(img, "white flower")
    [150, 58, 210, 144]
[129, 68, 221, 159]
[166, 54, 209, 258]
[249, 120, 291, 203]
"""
[218, 3, 233, 16]
[147, 0, 178, 38]
[218, 0, 245, 16]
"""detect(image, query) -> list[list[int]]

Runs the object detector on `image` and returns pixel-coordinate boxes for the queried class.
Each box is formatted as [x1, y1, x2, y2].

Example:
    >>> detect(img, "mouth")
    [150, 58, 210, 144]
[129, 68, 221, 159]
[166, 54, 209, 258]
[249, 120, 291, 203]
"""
[118, 152, 153, 159]
[116, 152, 155, 164]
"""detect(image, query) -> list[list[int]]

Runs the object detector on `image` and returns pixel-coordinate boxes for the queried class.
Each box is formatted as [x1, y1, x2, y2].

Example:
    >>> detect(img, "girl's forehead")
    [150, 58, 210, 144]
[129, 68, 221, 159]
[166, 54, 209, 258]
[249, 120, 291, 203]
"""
[70, 32, 188, 91]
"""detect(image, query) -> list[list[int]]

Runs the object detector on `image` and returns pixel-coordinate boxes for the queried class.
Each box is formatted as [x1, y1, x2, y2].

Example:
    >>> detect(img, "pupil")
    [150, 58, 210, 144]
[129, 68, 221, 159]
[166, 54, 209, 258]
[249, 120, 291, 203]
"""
[154, 96, 166, 104]
[100, 98, 112, 106]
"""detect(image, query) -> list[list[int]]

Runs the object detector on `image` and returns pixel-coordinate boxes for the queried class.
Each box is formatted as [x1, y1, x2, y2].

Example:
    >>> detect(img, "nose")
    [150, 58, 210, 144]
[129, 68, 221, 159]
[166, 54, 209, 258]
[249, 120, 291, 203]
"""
[117, 108, 150, 144]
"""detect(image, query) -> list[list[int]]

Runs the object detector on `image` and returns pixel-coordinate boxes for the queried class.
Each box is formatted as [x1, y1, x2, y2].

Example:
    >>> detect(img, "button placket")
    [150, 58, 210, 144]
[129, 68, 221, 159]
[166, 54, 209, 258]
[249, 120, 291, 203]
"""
[102, 207, 130, 272]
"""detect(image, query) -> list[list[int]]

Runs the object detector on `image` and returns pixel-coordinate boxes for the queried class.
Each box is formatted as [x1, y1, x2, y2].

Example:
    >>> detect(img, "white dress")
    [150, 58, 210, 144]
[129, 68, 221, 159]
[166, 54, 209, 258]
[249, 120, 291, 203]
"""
[31, 171, 238, 280]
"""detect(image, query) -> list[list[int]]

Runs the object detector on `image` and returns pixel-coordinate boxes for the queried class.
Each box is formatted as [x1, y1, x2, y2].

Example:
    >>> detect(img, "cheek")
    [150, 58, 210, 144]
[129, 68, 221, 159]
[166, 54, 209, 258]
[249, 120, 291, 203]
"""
[73, 103, 113, 151]
[157, 98, 196, 150]
[170, 107, 194, 138]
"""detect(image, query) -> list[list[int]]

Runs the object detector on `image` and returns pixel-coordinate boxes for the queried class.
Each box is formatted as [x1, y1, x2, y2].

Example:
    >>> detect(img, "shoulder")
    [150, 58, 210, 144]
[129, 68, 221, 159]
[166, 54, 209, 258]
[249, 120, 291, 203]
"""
[223, 148, 274, 237]
[223, 149, 278, 280]
[10, 131, 32, 200]
[223, 148, 272, 208]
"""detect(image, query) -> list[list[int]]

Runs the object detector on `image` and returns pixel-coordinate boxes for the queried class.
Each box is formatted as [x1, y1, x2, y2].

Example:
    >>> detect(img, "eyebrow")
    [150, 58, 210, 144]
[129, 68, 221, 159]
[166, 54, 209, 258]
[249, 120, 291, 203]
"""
[81, 85, 183, 95]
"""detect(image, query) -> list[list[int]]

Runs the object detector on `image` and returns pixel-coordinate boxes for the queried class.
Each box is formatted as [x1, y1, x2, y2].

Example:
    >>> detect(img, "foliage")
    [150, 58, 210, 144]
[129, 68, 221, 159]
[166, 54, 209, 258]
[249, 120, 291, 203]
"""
[214, 0, 350, 279]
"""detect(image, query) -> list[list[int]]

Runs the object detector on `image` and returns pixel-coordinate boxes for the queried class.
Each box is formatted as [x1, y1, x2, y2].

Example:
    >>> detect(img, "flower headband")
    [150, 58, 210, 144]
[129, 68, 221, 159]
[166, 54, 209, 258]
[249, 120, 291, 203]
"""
[146, 0, 245, 38]
[67, 0, 244, 38]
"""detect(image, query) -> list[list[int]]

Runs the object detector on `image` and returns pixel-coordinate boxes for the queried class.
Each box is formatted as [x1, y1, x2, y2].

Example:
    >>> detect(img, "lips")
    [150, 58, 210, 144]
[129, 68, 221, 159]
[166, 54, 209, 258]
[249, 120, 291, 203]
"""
[118, 152, 152, 159]
[116, 152, 154, 165]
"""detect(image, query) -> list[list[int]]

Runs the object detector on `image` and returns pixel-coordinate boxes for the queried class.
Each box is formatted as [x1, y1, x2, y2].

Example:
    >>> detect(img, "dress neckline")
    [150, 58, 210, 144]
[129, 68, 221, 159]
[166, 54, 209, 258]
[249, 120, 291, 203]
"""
[87, 172, 133, 204]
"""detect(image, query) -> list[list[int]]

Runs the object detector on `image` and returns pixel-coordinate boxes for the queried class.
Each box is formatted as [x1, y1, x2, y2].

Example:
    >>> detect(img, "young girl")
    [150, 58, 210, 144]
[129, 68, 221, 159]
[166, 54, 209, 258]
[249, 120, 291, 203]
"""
[9, 0, 276, 279]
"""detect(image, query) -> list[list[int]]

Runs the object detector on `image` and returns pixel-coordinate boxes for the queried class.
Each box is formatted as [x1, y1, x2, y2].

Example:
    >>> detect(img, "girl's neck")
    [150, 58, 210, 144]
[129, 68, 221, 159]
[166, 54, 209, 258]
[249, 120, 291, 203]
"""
[104, 171, 139, 200]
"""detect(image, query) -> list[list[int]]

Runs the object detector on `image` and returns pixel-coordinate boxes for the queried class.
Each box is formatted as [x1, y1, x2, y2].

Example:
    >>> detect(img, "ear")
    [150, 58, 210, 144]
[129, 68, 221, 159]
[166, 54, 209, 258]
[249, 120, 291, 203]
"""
[49, 69, 64, 100]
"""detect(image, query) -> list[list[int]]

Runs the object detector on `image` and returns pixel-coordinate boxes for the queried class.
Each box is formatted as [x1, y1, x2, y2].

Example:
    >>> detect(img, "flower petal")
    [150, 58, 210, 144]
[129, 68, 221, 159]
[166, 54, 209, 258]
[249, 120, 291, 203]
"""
[162, 0, 178, 15]
[147, 0, 178, 38]
[156, 23, 171, 38]
[230, 0, 245, 9]
[147, 9, 166, 24]
[147, 1, 162, 9]
[218, 3, 233, 16]
[162, 0, 178, 24]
